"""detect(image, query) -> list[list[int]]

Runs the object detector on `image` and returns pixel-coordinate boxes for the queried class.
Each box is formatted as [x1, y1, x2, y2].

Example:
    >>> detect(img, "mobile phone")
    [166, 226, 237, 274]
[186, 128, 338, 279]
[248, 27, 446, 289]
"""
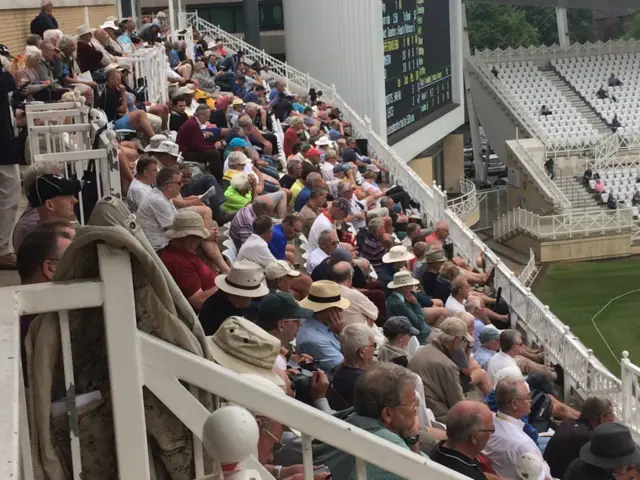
[315, 466, 330, 475]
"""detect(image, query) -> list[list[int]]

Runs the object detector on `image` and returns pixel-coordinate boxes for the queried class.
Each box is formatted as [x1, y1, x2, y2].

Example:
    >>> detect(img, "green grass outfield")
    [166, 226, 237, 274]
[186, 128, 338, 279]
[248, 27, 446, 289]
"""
[535, 258, 640, 375]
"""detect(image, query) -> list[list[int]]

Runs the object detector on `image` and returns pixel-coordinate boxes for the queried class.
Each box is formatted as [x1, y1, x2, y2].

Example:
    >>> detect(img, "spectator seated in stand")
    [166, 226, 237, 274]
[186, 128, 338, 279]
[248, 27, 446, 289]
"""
[473, 326, 501, 370]
[237, 214, 277, 268]
[294, 172, 324, 213]
[199, 260, 269, 335]
[160, 210, 218, 312]
[307, 229, 339, 276]
[169, 94, 189, 132]
[540, 104, 552, 116]
[13, 173, 80, 253]
[358, 217, 388, 274]
[229, 195, 286, 249]
[299, 187, 327, 238]
[264, 260, 311, 302]
[544, 396, 614, 479]
[126, 155, 158, 212]
[283, 117, 306, 157]
[296, 280, 350, 372]
[482, 377, 552, 479]
[607, 192, 617, 209]
[594, 178, 605, 194]
[328, 323, 376, 410]
[608, 73, 623, 87]
[386, 271, 432, 345]
[98, 68, 155, 138]
[409, 317, 471, 422]
[332, 261, 382, 332]
[377, 316, 420, 367]
[429, 401, 494, 480]
[307, 197, 351, 251]
[268, 213, 302, 265]
[222, 171, 253, 215]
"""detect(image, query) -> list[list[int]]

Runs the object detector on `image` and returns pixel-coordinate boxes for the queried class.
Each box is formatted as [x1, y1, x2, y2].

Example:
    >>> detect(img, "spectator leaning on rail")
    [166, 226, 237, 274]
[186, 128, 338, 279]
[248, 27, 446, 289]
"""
[482, 377, 552, 479]
[409, 317, 473, 422]
[543, 396, 615, 478]
[429, 400, 494, 480]
[296, 280, 350, 372]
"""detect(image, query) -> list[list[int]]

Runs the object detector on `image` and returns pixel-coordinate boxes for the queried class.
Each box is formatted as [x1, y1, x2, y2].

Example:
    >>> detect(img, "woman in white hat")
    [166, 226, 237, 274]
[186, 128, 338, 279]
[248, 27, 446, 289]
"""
[296, 280, 350, 372]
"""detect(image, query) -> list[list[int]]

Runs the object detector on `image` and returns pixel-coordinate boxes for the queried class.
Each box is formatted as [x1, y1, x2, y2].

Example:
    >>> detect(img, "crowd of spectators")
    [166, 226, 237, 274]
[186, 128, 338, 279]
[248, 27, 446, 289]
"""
[1, 6, 637, 480]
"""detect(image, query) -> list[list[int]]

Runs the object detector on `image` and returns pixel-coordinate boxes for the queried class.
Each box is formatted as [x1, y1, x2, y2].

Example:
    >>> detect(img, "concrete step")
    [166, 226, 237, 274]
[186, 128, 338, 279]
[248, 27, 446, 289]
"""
[477, 233, 529, 273]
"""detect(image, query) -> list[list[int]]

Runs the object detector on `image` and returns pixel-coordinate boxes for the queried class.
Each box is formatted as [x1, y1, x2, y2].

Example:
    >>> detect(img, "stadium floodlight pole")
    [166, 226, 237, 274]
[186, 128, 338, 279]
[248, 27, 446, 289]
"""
[243, 0, 261, 49]
[460, 0, 487, 183]
[556, 8, 570, 48]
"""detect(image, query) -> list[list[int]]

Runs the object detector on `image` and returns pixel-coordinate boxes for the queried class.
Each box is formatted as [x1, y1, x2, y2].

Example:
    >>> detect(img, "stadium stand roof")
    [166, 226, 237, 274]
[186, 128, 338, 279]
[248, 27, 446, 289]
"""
[481, 0, 635, 9]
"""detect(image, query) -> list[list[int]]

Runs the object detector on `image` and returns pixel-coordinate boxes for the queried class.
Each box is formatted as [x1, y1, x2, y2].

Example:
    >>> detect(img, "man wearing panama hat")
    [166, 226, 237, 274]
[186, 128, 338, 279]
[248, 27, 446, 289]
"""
[564, 422, 640, 480]
[296, 280, 350, 372]
[199, 260, 269, 335]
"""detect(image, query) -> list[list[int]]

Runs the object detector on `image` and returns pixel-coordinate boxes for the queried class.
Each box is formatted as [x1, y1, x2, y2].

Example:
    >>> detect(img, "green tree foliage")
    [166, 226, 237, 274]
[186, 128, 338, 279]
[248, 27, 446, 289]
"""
[466, 2, 595, 51]
[625, 10, 640, 40]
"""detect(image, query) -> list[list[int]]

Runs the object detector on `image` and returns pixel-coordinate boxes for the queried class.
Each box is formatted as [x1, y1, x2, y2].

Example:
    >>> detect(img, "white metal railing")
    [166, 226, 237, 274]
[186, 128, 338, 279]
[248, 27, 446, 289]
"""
[169, 23, 195, 61]
[493, 207, 634, 240]
[621, 352, 640, 435]
[517, 247, 539, 287]
[184, 13, 640, 438]
[121, 44, 169, 105]
[4, 245, 468, 480]
[513, 139, 572, 212]
[447, 178, 479, 218]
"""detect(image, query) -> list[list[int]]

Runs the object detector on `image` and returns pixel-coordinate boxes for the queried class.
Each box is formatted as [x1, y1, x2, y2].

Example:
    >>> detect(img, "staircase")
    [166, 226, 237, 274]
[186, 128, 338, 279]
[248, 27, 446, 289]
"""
[554, 175, 602, 210]
[541, 69, 610, 133]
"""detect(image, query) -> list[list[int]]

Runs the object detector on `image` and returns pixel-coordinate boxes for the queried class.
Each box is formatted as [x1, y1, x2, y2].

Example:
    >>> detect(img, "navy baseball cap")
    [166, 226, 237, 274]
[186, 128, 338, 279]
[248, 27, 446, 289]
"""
[28, 174, 81, 208]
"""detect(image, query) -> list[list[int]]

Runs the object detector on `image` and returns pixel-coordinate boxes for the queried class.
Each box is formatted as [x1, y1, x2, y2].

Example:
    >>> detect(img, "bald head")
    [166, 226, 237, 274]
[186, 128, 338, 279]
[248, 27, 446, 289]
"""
[332, 261, 354, 284]
[446, 401, 494, 453]
[434, 220, 449, 240]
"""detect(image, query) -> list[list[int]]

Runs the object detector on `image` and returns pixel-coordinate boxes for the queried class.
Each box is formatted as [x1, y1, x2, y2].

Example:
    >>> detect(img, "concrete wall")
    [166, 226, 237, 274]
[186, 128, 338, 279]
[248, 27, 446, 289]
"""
[409, 156, 434, 186]
[443, 133, 464, 194]
[504, 140, 555, 214]
[505, 232, 632, 262]
[282, 0, 465, 163]
[1, 3, 116, 54]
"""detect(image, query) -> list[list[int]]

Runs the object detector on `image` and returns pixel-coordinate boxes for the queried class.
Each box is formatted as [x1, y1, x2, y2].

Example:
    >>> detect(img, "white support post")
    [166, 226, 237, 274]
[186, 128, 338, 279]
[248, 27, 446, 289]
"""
[556, 7, 570, 49]
[84, 7, 89, 26]
[168, 0, 176, 37]
[97, 245, 150, 480]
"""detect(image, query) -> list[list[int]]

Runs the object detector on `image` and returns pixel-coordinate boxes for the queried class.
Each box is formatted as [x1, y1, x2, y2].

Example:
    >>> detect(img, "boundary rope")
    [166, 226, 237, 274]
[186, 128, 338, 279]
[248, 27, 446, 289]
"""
[590, 289, 640, 365]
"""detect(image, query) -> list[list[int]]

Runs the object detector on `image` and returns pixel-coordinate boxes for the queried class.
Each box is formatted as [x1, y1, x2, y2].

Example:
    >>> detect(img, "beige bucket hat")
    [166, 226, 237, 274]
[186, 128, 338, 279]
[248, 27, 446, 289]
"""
[215, 260, 269, 298]
[387, 270, 420, 290]
[208, 316, 284, 386]
[382, 245, 415, 264]
[165, 210, 210, 240]
[299, 280, 350, 312]
[264, 260, 300, 281]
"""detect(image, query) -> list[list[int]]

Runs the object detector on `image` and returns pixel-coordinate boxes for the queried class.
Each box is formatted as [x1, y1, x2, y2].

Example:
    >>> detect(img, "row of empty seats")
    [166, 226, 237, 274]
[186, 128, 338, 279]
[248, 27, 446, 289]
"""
[486, 60, 602, 148]
[552, 53, 640, 134]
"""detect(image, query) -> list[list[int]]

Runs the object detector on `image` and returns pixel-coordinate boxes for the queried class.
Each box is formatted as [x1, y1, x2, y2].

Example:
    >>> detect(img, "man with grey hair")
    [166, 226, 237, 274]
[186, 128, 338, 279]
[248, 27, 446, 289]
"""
[487, 329, 557, 386]
[338, 181, 366, 231]
[300, 187, 327, 237]
[465, 296, 490, 352]
[329, 323, 376, 409]
[280, 157, 302, 190]
[430, 400, 493, 479]
[332, 261, 381, 332]
[306, 229, 338, 275]
[544, 395, 615, 478]
[294, 172, 324, 212]
[483, 377, 551, 479]
[359, 217, 387, 273]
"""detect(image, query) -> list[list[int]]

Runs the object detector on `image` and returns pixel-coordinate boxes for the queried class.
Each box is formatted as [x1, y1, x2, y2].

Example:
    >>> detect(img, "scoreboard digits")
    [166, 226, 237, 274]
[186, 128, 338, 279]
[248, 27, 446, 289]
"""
[383, 0, 453, 140]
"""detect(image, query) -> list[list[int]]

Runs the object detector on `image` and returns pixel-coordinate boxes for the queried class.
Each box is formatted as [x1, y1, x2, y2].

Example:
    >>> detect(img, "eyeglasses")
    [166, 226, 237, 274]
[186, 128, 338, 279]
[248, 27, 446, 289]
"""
[477, 427, 496, 434]
[261, 426, 285, 453]
[514, 342, 524, 346]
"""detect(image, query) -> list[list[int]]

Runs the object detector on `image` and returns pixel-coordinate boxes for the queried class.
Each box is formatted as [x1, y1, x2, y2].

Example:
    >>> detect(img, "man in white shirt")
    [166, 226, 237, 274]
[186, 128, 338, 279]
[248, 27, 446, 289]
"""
[237, 214, 277, 268]
[136, 167, 182, 252]
[336, 181, 366, 232]
[483, 377, 551, 479]
[320, 149, 339, 181]
[444, 276, 471, 313]
[307, 197, 350, 251]
[306, 229, 338, 275]
[486, 329, 523, 387]
[127, 156, 158, 212]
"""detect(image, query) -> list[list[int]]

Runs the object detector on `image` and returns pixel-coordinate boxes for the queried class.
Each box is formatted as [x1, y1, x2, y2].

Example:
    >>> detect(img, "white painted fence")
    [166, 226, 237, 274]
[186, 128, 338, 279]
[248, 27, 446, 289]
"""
[121, 44, 169, 105]
[517, 248, 538, 287]
[493, 206, 634, 241]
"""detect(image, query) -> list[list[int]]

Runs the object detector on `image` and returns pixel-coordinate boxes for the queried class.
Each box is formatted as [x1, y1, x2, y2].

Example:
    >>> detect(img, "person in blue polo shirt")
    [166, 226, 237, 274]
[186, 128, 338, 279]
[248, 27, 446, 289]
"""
[268, 213, 303, 265]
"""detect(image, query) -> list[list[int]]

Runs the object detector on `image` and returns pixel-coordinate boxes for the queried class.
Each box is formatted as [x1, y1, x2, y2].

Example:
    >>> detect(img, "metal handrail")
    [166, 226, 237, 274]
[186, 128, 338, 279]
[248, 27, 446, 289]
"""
[447, 178, 479, 217]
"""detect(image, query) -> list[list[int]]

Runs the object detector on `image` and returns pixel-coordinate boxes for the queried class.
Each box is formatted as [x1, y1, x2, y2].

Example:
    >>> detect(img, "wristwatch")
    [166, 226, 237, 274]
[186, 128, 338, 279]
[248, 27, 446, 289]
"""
[405, 434, 420, 447]
[273, 465, 282, 479]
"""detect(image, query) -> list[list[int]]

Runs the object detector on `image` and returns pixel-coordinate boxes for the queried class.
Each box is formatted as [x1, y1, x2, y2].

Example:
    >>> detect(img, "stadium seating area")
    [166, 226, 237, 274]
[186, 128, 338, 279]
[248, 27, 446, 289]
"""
[588, 167, 640, 212]
[487, 60, 602, 146]
[552, 53, 640, 135]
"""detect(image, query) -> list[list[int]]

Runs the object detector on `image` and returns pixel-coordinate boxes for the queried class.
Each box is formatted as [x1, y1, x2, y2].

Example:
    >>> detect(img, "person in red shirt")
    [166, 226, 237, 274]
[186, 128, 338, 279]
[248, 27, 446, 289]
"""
[161, 209, 218, 311]
[283, 116, 305, 157]
[176, 104, 228, 182]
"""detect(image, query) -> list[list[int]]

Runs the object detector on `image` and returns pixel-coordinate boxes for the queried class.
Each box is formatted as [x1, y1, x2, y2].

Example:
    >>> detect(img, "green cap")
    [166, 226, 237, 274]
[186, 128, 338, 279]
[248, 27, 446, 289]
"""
[258, 292, 313, 326]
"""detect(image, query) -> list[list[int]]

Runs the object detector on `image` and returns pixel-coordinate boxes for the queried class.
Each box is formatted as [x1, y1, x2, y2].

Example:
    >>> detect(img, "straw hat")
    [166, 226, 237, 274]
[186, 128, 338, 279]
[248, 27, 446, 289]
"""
[144, 134, 168, 152]
[315, 136, 331, 147]
[166, 210, 210, 240]
[208, 316, 284, 386]
[215, 260, 269, 298]
[75, 25, 95, 37]
[382, 245, 415, 264]
[232, 98, 245, 107]
[299, 280, 350, 312]
[387, 270, 419, 290]
[100, 20, 118, 30]
[147, 140, 180, 157]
